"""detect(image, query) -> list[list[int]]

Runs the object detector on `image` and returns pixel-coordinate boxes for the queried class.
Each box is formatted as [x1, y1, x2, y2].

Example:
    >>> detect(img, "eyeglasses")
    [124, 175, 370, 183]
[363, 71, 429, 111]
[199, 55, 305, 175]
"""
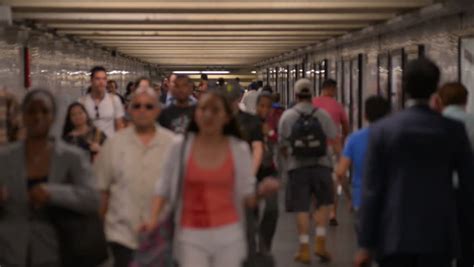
[131, 103, 155, 110]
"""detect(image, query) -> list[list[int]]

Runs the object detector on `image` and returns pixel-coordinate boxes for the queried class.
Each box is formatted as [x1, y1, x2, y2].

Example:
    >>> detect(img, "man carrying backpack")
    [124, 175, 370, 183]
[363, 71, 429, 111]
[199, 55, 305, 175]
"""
[278, 79, 340, 264]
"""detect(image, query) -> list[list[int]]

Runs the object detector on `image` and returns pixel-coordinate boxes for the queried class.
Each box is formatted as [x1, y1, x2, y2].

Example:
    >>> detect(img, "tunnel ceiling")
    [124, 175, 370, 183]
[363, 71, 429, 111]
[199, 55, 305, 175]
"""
[3, 0, 434, 71]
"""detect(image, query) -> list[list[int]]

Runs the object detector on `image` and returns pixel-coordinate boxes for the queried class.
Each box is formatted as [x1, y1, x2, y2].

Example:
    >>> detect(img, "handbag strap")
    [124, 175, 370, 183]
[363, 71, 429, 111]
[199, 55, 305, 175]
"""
[172, 134, 188, 211]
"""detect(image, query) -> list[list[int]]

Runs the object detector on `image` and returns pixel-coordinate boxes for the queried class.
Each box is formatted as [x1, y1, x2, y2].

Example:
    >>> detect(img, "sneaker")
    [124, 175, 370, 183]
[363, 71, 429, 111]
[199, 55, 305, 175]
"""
[294, 243, 311, 264]
[314, 236, 332, 263]
[329, 218, 339, 226]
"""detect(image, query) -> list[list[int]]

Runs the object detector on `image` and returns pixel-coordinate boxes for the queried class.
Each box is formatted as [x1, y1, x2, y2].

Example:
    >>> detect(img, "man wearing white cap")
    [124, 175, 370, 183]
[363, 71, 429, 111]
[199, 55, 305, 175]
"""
[278, 79, 340, 264]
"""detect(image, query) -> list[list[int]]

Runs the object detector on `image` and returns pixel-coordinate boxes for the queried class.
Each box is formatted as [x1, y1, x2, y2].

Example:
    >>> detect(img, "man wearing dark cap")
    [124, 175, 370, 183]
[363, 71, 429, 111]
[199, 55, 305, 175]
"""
[278, 79, 339, 264]
[354, 58, 474, 267]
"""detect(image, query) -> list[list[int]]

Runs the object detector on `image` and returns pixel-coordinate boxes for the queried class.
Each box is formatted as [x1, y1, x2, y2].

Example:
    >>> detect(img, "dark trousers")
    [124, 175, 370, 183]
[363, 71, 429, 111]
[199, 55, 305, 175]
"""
[246, 193, 279, 254]
[109, 242, 134, 267]
[258, 193, 279, 252]
[379, 254, 452, 267]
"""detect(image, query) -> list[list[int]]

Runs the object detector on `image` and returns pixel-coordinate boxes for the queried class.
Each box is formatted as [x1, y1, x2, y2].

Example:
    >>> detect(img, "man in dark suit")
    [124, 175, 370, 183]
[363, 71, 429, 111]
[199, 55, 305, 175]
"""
[354, 58, 474, 267]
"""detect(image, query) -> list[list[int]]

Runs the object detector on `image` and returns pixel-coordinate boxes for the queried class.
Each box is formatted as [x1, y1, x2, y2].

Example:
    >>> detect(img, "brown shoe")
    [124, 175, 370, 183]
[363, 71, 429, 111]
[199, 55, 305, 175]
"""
[314, 236, 332, 263]
[294, 243, 311, 264]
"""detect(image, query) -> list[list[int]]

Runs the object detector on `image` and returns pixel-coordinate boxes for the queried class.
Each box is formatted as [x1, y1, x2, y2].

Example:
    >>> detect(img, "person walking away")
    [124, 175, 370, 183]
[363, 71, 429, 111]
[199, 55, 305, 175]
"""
[94, 87, 175, 267]
[279, 78, 340, 264]
[335, 96, 390, 241]
[312, 79, 350, 226]
[63, 102, 107, 162]
[436, 82, 474, 267]
[0, 89, 99, 267]
[241, 82, 260, 115]
[256, 81, 264, 93]
[141, 90, 279, 267]
[158, 75, 196, 134]
[354, 58, 474, 267]
[79, 66, 125, 137]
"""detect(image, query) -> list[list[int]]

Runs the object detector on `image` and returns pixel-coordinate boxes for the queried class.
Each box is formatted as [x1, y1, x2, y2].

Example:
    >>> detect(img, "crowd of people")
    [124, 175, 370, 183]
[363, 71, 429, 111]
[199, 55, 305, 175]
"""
[0, 57, 473, 267]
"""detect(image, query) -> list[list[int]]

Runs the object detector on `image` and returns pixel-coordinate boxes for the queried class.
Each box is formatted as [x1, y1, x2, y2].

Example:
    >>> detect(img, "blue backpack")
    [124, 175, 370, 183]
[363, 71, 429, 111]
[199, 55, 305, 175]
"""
[289, 108, 327, 158]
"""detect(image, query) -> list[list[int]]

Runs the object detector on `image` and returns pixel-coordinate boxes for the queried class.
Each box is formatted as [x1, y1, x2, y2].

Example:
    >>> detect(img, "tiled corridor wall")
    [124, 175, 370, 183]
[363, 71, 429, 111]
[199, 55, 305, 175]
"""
[259, 9, 474, 111]
[0, 28, 154, 137]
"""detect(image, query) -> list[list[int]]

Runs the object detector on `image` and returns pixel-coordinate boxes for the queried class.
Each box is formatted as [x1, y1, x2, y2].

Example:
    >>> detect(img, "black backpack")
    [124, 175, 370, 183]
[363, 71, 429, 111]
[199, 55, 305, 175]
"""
[289, 108, 327, 158]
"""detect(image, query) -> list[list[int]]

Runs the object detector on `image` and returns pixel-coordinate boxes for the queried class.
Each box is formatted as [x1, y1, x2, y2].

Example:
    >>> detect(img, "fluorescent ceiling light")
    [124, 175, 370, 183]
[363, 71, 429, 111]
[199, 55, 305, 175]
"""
[172, 70, 231, 75]
[173, 71, 201, 74]
[201, 71, 230, 74]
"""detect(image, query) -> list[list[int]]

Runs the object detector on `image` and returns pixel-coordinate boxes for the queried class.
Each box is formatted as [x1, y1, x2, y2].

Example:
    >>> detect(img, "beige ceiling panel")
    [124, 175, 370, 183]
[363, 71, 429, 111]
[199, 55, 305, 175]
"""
[57, 30, 346, 36]
[5, 0, 432, 11]
[83, 36, 328, 41]
[95, 40, 315, 44]
[13, 12, 395, 23]
[46, 23, 369, 31]
[119, 49, 288, 54]
[6, 0, 434, 68]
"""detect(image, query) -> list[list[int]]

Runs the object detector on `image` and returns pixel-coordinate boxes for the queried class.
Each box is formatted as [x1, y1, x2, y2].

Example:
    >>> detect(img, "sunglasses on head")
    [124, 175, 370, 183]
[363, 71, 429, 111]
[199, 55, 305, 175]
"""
[131, 103, 155, 110]
[94, 105, 100, 119]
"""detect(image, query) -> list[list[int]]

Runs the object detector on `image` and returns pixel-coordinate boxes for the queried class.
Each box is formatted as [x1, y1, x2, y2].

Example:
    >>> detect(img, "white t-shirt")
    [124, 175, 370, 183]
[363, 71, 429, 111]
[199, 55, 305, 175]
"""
[79, 93, 125, 137]
[241, 90, 259, 115]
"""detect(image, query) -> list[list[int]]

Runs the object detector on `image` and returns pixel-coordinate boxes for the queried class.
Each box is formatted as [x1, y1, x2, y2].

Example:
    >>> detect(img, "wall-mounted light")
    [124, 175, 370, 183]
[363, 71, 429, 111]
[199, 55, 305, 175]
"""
[251, 71, 257, 74]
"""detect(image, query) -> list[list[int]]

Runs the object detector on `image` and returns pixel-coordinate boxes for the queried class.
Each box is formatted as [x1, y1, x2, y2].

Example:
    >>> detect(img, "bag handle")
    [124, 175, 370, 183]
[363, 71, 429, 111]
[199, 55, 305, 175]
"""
[173, 134, 188, 211]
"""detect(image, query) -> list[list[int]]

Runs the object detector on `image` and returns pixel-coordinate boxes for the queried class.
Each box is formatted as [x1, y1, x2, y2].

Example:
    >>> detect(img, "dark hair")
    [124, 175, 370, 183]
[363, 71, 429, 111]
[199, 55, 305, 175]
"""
[296, 94, 312, 101]
[175, 74, 191, 84]
[90, 66, 107, 79]
[262, 85, 273, 94]
[134, 77, 152, 88]
[62, 102, 93, 138]
[437, 82, 468, 106]
[201, 74, 208, 81]
[257, 91, 273, 105]
[107, 80, 118, 87]
[273, 92, 281, 103]
[257, 80, 264, 88]
[235, 77, 241, 82]
[249, 82, 258, 91]
[187, 90, 243, 139]
[125, 81, 134, 97]
[218, 78, 226, 86]
[22, 89, 57, 117]
[403, 58, 440, 99]
[365, 95, 390, 123]
[322, 79, 337, 90]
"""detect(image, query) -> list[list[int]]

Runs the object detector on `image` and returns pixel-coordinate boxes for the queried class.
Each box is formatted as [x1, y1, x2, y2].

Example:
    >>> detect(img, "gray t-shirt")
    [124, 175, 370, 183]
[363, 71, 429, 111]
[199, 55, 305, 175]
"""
[278, 102, 337, 171]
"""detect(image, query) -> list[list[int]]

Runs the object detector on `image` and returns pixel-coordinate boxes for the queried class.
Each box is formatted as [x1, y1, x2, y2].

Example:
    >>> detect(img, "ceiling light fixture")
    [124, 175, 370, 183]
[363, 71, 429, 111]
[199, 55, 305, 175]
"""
[201, 71, 230, 74]
[172, 71, 201, 74]
[172, 70, 231, 75]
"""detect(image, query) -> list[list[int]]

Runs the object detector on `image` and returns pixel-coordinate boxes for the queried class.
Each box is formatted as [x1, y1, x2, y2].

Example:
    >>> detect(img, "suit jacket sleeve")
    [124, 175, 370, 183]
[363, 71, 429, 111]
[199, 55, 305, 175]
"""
[359, 125, 387, 250]
[453, 123, 474, 242]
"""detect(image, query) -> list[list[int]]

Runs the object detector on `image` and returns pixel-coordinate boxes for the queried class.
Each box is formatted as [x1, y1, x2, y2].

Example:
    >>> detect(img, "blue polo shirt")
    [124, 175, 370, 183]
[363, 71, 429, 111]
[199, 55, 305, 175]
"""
[342, 127, 370, 209]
